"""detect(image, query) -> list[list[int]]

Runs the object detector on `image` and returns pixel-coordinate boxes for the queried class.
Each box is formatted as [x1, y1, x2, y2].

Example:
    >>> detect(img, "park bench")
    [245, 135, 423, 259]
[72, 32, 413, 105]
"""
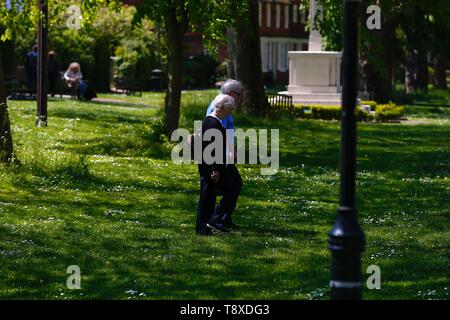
[4, 77, 18, 96]
[5, 77, 36, 100]
[113, 77, 143, 96]
[9, 89, 36, 100]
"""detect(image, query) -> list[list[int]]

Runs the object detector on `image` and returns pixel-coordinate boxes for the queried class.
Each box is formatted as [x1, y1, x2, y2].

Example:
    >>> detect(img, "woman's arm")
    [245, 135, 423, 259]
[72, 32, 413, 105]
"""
[63, 71, 71, 81]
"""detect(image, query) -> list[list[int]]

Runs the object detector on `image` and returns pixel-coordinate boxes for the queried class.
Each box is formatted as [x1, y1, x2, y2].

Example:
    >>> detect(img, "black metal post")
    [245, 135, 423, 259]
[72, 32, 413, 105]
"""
[36, 0, 48, 127]
[328, 0, 365, 300]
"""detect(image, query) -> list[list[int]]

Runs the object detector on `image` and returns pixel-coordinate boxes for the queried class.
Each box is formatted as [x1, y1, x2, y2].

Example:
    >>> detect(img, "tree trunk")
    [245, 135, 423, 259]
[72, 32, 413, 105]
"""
[366, 62, 392, 103]
[434, 52, 448, 90]
[0, 46, 15, 164]
[417, 47, 429, 93]
[163, 5, 186, 137]
[365, 40, 394, 103]
[235, 0, 270, 115]
[93, 37, 111, 92]
[226, 28, 237, 79]
[364, 12, 401, 103]
[405, 51, 418, 93]
[403, 4, 429, 94]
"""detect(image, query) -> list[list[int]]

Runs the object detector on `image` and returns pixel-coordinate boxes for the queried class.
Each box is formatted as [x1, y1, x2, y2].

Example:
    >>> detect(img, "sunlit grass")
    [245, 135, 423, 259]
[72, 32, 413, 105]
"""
[0, 90, 448, 299]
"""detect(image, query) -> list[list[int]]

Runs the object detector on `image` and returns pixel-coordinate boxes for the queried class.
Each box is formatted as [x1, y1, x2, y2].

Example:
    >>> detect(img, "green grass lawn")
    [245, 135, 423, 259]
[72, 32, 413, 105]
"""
[0, 90, 448, 299]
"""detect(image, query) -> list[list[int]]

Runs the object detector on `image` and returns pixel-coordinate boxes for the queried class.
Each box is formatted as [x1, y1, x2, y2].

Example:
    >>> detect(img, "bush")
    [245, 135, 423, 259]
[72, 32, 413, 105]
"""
[184, 54, 219, 89]
[375, 102, 405, 122]
[272, 99, 405, 123]
[361, 100, 377, 110]
[292, 105, 373, 121]
[114, 37, 160, 89]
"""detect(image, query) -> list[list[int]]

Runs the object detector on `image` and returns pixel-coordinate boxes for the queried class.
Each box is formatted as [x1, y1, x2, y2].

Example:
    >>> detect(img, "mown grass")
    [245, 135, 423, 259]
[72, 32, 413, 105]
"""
[394, 88, 450, 120]
[0, 90, 448, 300]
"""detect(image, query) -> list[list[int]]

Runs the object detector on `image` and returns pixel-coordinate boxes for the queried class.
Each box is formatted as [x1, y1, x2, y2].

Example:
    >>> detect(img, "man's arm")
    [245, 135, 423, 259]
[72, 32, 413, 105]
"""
[225, 115, 235, 163]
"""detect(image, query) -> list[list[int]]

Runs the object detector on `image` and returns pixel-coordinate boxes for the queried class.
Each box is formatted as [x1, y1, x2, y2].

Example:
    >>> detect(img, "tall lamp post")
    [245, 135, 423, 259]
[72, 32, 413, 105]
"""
[36, 0, 48, 127]
[328, 0, 365, 300]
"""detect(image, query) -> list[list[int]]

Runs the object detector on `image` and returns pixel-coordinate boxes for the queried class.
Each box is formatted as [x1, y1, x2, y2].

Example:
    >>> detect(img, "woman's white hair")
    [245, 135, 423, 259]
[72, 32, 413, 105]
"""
[212, 94, 236, 112]
[68, 62, 81, 72]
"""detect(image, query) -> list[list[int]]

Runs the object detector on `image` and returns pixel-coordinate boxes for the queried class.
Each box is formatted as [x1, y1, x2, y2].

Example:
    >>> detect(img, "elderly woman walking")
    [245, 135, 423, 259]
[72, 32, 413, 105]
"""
[196, 94, 241, 235]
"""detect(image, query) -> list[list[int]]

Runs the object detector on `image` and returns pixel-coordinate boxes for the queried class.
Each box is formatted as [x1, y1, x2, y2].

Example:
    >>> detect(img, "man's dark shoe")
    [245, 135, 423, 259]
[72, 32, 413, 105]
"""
[207, 223, 231, 233]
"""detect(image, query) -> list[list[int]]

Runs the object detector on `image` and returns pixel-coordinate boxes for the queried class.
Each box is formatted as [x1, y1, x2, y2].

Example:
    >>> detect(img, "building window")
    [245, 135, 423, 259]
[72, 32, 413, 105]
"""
[276, 4, 281, 29]
[271, 42, 277, 79]
[261, 41, 270, 72]
[285, 43, 290, 70]
[293, 5, 298, 23]
[266, 3, 271, 28]
[284, 4, 289, 29]
[259, 2, 262, 27]
[277, 42, 283, 72]
[268, 42, 274, 71]
[277, 42, 289, 72]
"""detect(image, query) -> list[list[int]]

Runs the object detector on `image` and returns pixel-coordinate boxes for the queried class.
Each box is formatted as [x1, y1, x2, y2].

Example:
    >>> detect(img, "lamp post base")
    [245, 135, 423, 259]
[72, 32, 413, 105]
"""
[328, 207, 365, 300]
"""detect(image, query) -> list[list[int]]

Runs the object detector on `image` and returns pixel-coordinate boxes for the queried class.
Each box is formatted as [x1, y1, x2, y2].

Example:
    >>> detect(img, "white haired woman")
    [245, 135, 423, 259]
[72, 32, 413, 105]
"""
[196, 94, 240, 235]
[205, 79, 243, 229]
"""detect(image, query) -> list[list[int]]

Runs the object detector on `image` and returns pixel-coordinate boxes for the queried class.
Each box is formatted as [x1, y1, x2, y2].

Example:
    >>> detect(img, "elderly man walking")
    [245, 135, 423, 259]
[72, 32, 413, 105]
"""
[205, 79, 243, 230]
[196, 94, 240, 235]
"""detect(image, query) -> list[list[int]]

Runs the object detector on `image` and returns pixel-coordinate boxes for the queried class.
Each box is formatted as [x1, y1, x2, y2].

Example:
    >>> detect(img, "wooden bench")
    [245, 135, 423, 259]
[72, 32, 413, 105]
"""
[113, 78, 143, 96]
[11, 89, 36, 99]
[6, 79, 36, 100]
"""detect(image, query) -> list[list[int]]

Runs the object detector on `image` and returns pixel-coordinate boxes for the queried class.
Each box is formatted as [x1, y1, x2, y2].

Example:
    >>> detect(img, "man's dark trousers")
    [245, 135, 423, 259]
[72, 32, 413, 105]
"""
[196, 165, 242, 234]
[218, 164, 242, 226]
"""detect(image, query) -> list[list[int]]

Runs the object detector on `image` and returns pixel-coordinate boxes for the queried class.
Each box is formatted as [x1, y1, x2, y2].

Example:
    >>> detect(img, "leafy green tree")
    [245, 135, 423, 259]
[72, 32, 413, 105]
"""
[0, 40, 15, 163]
[0, 0, 117, 163]
[315, 0, 449, 101]
[1, 0, 269, 139]
[132, 0, 244, 136]
[234, 0, 270, 115]
[419, 0, 450, 90]
[316, 0, 407, 102]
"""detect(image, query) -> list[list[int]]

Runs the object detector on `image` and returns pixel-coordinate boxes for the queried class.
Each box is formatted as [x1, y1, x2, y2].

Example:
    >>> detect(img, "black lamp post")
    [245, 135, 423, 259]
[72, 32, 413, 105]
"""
[36, 0, 48, 127]
[328, 0, 365, 300]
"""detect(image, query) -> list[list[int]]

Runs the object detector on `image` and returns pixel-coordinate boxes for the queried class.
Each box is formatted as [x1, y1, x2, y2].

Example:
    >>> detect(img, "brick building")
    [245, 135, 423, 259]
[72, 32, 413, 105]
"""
[258, 0, 309, 84]
[123, 0, 310, 85]
[174, 1, 310, 85]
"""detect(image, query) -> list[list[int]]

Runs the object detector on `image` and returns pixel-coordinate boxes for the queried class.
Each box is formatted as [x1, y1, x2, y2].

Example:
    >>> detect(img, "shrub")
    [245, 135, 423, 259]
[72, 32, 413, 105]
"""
[361, 100, 377, 110]
[114, 37, 159, 89]
[274, 100, 404, 122]
[375, 102, 405, 122]
[292, 105, 373, 121]
[184, 54, 219, 89]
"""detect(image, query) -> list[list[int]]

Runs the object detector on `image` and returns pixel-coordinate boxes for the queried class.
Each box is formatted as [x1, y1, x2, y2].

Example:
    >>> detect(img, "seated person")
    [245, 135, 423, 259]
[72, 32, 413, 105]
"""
[63, 62, 96, 100]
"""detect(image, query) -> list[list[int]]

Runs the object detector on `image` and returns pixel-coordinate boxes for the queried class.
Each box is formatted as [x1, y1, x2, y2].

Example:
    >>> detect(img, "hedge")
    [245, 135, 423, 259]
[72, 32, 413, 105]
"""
[292, 105, 373, 121]
[360, 100, 378, 110]
[375, 102, 405, 122]
[284, 102, 404, 122]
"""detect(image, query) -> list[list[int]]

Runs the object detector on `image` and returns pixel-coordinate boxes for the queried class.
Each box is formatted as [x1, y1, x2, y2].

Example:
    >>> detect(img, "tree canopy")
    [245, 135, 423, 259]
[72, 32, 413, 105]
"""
[315, 0, 450, 100]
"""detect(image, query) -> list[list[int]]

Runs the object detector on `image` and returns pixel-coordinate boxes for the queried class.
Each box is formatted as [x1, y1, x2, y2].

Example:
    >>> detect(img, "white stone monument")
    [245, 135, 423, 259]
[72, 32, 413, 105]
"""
[279, 0, 342, 106]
